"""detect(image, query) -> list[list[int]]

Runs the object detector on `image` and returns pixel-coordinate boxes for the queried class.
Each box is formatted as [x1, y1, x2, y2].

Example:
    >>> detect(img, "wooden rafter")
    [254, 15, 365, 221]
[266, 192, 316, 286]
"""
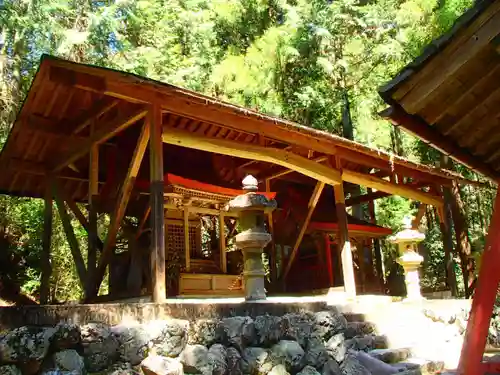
[282, 181, 325, 280]
[89, 119, 150, 298]
[72, 97, 119, 134]
[162, 127, 342, 186]
[380, 105, 500, 182]
[53, 184, 87, 287]
[262, 156, 329, 181]
[53, 106, 147, 172]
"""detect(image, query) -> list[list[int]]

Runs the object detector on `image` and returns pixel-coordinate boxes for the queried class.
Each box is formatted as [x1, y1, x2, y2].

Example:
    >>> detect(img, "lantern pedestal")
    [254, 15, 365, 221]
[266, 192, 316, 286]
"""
[398, 251, 424, 301]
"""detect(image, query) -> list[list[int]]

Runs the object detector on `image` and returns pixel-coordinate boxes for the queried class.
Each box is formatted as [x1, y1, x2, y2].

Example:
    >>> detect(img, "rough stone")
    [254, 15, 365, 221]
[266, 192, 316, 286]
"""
[254, 315, 283, 346]
[0, 326, 55, 375]
[208, 344, 227, 375]
[313, 310, 347, 341]
[281, 313, 313, 347]
[321, 359, 342, 375]
[241, 347, 272, 374]
[53, 350, 85, 375]
[221, 317, 256, 351]
[99, 362, 143, 375]
[325, 333, 347, 363]
[226, 347, 243, 375]
[51, 323, 81, 351]
[0, 365, 21, 375]
[81, 323, 119, 372]
[270, 340, 305, 373]
[179, 344, 212, 375]
[340, 351, 371, 375]
[141, 355, 183, 375]
[268, 364, 290, 375]
[111, 322, 152, 365]
[354, 351, 399, 375]
[344, 322, 376, 339]
[305, 336, 328, 369]
[187, 319, 221, 347]
[148, 320, 189, 358]
[297, 365, 321, 375]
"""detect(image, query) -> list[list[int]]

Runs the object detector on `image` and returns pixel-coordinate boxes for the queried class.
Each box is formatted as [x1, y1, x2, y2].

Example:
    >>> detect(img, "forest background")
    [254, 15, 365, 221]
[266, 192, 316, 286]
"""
[0, 0, 495, 303]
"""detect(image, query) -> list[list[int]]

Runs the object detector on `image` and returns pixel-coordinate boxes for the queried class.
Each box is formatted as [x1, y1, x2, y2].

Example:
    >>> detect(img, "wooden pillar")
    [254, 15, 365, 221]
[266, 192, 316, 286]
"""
[86, 139, 99, 297]
[265, 179, 276, 282]
[40, 180, 53, 304]
[149, 104, 166, 302]
[184, 207, 191, 272]
[368, 190, 385, 289]
[458, 189, 500, 375]
[219, 212, 227, 273]
[334, 182, 356, 297]
[324, 233, 334, 287]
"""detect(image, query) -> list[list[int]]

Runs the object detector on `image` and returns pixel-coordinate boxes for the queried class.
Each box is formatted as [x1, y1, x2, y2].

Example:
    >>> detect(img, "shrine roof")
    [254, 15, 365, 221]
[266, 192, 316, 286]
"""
[0, 55, 476, 205]
[380, 0, 500, 182]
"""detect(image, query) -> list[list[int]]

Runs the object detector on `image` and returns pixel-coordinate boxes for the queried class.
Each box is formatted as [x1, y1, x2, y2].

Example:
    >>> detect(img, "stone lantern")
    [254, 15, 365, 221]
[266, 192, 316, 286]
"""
[227, 175, 277, 301]
[389, 216, 425, 300]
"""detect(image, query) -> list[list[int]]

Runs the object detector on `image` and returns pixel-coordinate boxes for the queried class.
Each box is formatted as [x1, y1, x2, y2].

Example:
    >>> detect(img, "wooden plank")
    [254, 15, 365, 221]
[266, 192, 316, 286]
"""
[334, 181, 356, 298]
[458, 189, 500, 375]
[219, 212, 227, 273]
[53, 185, 87, 288]
[264, 156, 329, 181]
[72, 98, 119, 134]
[342, 168, 443, 207]
[265, 179, 276, 282]
[345, 191, 391, 207]
[162, 127, 342, 186]
[164, 204, 239, 218]
[40, 180, 53, 304]
[380, 105, 500, 182]
[397, 4, 500, 113]
[53, 106, 147, 172]
[89, 119, 150, 298]
[149, 104, 167, 303]
[283, 181, 325, 280]
[184, 207, 191, 272]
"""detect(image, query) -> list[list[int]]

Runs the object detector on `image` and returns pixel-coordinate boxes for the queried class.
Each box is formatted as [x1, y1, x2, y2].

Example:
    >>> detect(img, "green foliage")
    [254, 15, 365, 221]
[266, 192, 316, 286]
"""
[0, 0, 493, 301]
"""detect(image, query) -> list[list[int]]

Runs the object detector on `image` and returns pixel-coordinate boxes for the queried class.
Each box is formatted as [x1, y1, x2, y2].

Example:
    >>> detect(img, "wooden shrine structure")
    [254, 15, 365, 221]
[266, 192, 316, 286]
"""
[0, 55, 475, 304]
[379, 0, 500, 373]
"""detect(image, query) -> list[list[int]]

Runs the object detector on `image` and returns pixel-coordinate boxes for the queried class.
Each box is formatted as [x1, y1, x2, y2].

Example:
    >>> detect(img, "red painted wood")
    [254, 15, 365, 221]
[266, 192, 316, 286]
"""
[458, 189, 500, 375]
[308, 221, 393, 235]
[325, 233, 334, 287]
[480, 361, 500, 374]
[135, 173, 276, 199]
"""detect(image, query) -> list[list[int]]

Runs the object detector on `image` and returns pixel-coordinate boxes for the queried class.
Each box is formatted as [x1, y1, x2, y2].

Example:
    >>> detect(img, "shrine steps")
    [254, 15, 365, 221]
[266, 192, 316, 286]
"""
[338, 296, 471, 373]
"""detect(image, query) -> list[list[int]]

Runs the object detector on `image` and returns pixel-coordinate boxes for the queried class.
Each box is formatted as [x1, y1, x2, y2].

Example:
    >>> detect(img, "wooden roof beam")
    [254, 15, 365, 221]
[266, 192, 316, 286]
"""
[52, 106, 147, 172]
[162, 127, 342, 186]
[342, 168, 443, 207]
[380, 105, 500, 183]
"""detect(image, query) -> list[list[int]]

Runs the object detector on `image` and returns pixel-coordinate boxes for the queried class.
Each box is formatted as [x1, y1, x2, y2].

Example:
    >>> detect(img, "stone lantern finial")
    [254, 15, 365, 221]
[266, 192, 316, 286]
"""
[389, 215, 425, 301]
[242, 175, 258, 191]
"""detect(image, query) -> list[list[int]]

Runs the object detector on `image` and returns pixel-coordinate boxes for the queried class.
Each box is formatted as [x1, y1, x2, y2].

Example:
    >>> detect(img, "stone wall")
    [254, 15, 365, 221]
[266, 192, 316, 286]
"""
[0, 302, 330, 329]
[0, 306, 399, 375]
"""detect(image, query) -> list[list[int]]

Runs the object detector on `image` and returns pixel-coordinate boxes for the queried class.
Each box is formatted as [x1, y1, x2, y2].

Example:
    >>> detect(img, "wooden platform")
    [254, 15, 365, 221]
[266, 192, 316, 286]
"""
[178, 273, 244, 297]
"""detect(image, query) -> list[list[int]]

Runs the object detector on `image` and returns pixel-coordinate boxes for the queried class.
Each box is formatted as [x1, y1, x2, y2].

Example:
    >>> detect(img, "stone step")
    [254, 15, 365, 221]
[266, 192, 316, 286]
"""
[392, 357, 445, 374]
[368, 348, 412, 363]
[343, 312, 367, 322]
[345, 334, 389, 351]
[344, 321, 377, 338]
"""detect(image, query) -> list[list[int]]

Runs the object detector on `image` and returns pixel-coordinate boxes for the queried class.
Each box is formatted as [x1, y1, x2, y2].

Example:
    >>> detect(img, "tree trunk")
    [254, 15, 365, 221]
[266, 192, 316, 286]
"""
[450, 180, 475, 297]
